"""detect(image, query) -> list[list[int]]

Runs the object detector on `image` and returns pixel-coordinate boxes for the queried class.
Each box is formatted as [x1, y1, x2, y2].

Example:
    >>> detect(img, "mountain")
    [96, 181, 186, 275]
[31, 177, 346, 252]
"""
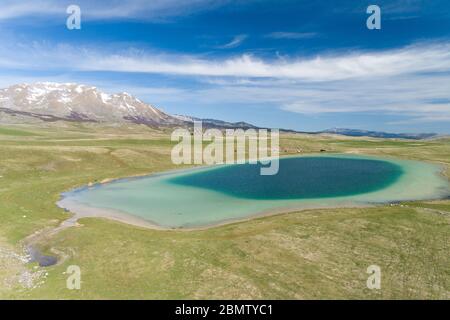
[319, 128, 437, 140]
[0, 82, 182, 126]
[0, 83, 438, 140]
[173, 114, 258, 129]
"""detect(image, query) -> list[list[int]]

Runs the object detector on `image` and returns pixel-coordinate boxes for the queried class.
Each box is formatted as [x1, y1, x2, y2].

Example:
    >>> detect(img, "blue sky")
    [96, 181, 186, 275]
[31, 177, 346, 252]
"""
[1, 0, 450, 133]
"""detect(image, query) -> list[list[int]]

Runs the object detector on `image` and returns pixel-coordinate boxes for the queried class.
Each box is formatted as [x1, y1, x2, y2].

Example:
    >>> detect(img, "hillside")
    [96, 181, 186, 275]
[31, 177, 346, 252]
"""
[0, 82, 182, 126]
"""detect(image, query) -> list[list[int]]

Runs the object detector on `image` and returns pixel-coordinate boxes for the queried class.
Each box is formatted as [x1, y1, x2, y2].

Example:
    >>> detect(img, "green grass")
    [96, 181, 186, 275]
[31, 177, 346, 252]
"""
[9, 206, 448, 299]
[0, 123, 449, 299]
[0, 127, 37, 136]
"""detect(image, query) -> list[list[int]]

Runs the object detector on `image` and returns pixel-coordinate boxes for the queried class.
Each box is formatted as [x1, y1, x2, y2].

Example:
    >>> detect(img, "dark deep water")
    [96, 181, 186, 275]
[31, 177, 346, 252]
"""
[168, 157, 404, 200]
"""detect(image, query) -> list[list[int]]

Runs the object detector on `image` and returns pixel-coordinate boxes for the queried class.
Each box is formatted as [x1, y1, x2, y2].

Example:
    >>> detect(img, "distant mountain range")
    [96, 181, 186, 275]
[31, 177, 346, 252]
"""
[173, 114, 258, 129]
[316, 128, 437, 140]
[0, 82, 438, 140]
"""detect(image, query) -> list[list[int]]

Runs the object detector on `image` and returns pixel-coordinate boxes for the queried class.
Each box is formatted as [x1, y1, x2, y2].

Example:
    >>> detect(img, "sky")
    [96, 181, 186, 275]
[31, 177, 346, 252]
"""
[1, 0, 450, 133]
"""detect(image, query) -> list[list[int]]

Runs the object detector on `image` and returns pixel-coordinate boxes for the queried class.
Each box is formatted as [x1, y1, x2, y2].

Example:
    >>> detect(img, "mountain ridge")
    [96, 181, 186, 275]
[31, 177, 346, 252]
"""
[0, 82, 437, 140]
[317, 128, 437, 140]
[0, 82, 182, 126]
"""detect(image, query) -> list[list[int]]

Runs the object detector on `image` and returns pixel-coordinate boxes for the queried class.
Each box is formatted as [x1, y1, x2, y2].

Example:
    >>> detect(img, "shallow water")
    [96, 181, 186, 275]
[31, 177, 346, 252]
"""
[58, 154, 450, 229]
[27, 246, 57, 267]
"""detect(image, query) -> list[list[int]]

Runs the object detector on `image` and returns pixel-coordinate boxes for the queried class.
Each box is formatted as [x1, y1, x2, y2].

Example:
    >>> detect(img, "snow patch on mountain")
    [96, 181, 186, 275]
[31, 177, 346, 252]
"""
[0, 82, 182, 126]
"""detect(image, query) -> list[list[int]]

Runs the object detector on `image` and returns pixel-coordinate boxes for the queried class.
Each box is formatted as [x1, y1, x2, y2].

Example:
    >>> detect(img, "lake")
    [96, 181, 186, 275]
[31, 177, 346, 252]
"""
[58, 154, 450, 229]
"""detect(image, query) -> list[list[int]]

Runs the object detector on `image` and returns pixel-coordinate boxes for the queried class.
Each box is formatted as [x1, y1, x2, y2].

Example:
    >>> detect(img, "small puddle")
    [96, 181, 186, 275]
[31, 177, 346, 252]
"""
[27, 246, 57, 267]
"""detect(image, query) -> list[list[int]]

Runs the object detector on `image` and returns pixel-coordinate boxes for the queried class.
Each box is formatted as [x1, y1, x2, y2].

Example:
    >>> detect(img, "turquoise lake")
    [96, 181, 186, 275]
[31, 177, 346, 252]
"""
[58, 154, 450, 229]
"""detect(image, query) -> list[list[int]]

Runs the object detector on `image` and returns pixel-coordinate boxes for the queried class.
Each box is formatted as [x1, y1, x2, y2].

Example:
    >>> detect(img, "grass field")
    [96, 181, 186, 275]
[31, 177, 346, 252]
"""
[0, 123, 449, 299]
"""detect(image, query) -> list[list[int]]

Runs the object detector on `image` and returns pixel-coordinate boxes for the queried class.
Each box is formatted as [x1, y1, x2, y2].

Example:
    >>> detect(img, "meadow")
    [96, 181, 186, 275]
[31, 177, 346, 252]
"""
[0, 122, 449, 299]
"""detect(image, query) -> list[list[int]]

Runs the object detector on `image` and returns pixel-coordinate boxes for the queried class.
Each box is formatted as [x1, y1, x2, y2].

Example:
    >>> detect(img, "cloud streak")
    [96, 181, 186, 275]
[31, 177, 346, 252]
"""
[0, 40, 449, 123]
[215, 34, 248, 49]
[265, 32, 318, 39]
[1, 41, 449, 82]
[0, 0, 229, 21]
[0, 1, 62, 20]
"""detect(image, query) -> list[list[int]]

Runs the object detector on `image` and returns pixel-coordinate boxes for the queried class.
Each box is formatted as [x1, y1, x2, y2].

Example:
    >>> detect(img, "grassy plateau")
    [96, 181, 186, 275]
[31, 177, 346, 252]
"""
[0, 122, 449, 299]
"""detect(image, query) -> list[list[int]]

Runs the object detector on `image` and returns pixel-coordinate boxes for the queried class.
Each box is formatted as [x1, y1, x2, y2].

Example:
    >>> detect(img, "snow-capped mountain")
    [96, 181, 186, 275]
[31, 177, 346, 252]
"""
[0, 83, 437, 140]
[0, 82, 182, 125]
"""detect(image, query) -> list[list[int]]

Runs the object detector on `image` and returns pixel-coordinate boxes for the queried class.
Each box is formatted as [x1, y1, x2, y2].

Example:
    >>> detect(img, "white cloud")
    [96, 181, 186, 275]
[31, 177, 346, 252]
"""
[387, 115, 450, 125]
[215, 34, 248, 49]
[265, 32, 318, 39]
[0, 1, 62, 20]
[5, 41, 450, 83]
[0, 0, 228, 21]
[0, 39, 449, 123]
[107, 73, 450, 123]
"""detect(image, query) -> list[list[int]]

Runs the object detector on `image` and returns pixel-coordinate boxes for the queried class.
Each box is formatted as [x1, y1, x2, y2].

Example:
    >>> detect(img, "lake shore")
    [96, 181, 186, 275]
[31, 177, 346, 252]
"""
[56, 153, 450, 231]
[58, 195, 374, 231]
